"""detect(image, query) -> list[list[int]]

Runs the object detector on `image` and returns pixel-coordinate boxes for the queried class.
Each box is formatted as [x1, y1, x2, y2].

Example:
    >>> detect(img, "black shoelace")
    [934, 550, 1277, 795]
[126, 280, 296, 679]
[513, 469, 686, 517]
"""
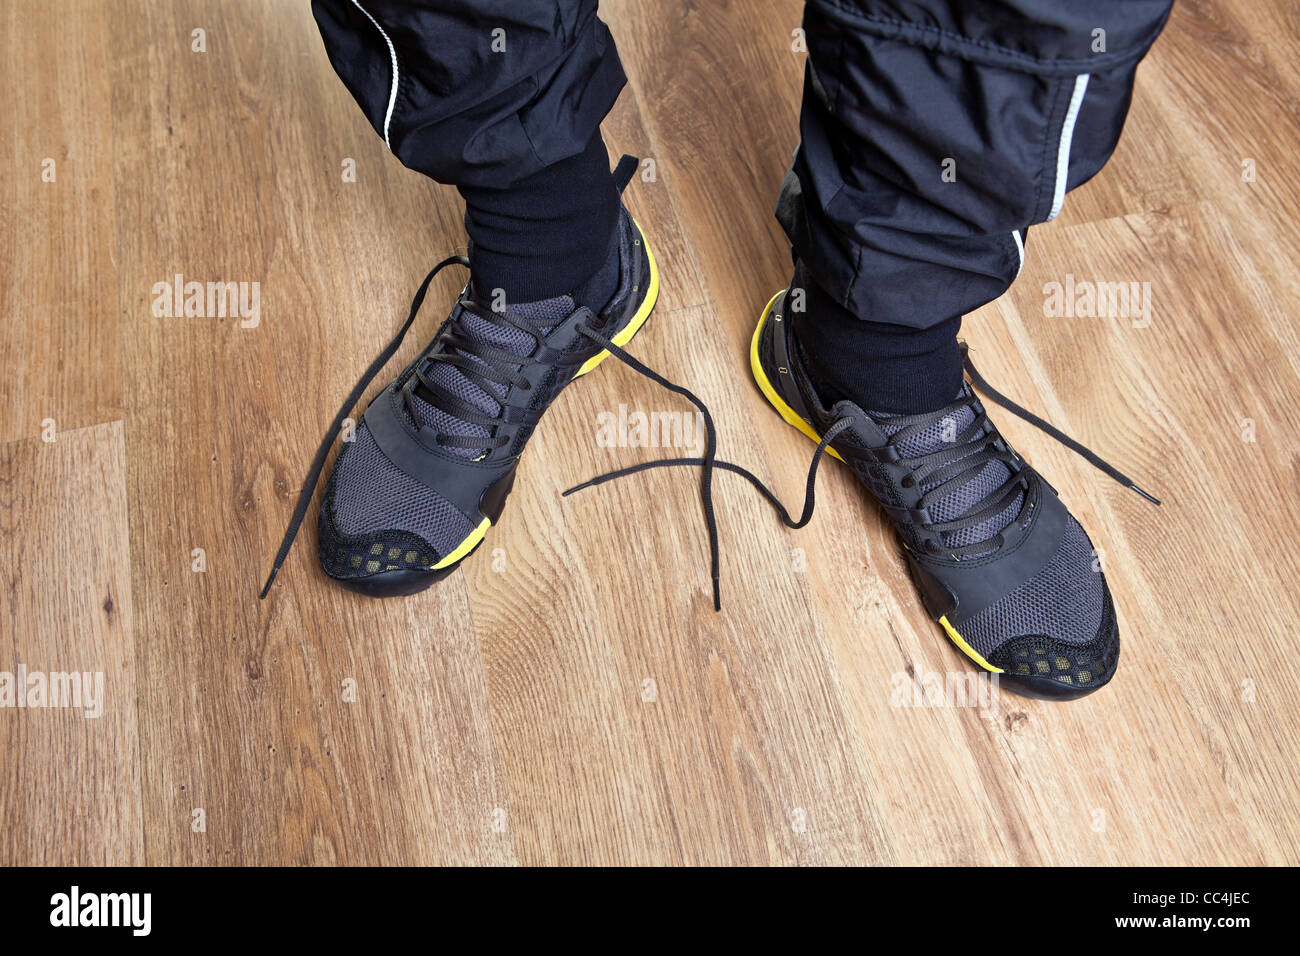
[958, 344, 1161, 505]
[261, 254, 469, 598]
[415, 289, 574, 456]
[261, 255, 1160, 605]
[564, 331, 1161, 610]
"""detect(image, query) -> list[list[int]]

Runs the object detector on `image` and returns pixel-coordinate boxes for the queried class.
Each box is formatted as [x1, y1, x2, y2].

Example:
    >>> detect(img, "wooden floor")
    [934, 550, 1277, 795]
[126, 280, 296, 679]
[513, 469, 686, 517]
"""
[3, 0, 1298, 866]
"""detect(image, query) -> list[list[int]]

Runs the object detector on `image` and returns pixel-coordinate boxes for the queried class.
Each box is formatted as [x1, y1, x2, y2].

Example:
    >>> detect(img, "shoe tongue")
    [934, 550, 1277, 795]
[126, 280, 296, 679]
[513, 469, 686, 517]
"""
[412, 294, 574, 458]
[870, 392, 1023, 552]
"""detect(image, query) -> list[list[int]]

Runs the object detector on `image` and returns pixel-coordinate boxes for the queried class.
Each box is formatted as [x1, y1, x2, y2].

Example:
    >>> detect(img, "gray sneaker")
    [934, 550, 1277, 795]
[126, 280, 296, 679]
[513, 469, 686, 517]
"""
[747, 285, 1160, 698]
[261, 157, 658, 599]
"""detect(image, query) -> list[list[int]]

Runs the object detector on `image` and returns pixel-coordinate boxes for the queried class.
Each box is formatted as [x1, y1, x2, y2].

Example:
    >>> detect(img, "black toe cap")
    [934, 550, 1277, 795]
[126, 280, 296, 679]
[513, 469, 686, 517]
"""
[317, 500, 459, 598]
[986, 588, 1120, 700]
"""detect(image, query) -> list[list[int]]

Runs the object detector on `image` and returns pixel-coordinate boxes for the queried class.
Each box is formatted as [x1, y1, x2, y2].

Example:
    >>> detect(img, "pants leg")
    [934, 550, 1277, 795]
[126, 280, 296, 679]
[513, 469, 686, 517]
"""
[780, 0, 1174, 413]
[311, 0, 627, 300]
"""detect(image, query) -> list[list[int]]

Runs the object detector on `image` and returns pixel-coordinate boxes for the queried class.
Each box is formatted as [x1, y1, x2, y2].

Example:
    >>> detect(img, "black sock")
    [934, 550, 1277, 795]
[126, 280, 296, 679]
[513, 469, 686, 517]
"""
[459, 132, 621, 305]
[787, 261, 964, 415]
[571, 213, 623, 312]
[469, 208, 624, 316]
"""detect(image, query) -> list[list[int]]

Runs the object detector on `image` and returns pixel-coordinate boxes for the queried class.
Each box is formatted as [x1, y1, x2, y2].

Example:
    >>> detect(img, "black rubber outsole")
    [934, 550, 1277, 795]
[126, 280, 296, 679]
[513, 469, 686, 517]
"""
[328, 541, 480, 598]
[993, 668, 1116, 701]
[981, 633, 1120, 701]
[332, 563, 458, 598]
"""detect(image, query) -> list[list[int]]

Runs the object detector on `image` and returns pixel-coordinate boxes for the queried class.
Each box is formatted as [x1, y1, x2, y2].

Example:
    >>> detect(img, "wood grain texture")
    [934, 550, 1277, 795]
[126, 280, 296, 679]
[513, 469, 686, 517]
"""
[0, 0, 120, 444]
[1, 0, 1297, 865]
[0, 422, 141, 865]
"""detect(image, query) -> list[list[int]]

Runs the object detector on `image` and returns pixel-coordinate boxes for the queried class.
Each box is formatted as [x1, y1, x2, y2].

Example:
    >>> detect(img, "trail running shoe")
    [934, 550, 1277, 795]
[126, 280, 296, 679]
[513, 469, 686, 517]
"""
[261, 156, 658, 598]
[553, 278, 1156, 700]
[747, 286, 1159, 699]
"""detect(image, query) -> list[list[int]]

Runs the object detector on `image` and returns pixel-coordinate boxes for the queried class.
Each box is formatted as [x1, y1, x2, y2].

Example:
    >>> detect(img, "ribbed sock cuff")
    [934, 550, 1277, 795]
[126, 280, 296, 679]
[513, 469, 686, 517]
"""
[459, 133, 620, 302]
[788, 264, 964, 415]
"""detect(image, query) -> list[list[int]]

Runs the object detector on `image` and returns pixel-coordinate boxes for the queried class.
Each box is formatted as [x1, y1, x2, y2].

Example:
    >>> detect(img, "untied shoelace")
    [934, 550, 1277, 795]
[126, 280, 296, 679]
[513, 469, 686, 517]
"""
[262, 262, 1160, 606]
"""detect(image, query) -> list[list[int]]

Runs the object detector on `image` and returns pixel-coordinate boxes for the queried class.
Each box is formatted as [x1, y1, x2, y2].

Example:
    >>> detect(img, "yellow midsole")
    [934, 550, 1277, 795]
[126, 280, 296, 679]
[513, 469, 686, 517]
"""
[748, 291, 844, 463]
[431, 516, 491, 569]
[749, 290, 1001, 674]
[575, 219, 660, 378]
[939, 615, 1004, 673]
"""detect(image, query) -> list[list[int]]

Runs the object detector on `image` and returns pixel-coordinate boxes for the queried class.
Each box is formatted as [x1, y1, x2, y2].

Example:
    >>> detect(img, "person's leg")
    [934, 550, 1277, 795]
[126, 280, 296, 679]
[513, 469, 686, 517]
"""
[779, 0, 1174, 414]
[751, 0, 1173, 697]
[311, 0, 625, 306]
[264, 2, 660, 597]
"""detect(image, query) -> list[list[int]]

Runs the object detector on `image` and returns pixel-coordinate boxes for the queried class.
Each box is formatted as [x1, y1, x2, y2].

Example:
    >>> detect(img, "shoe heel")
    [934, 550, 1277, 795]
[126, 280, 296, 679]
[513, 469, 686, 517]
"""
[575, 220, 659, 378]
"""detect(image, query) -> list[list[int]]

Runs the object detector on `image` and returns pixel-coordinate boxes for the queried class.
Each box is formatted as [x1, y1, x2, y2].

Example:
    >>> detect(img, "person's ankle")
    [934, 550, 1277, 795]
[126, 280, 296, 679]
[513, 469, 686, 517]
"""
[469, 208, 623, 315]
[569, 213, 623, 313]
[459, 133, 622, 305]
[786, 263, 963, 415]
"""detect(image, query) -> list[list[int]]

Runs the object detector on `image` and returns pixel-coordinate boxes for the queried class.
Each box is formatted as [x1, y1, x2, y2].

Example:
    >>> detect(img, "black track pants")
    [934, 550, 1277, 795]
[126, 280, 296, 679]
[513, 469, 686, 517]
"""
[782, 0, 1173, 410]
[312, 0, 1172, 410]
[311, 0, 627, 301]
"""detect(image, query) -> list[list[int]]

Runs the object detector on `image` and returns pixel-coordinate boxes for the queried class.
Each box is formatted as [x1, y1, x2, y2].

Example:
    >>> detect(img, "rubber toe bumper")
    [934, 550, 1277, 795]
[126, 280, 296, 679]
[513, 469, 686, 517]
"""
[982, 590, 1121, 700]
[317, 496, 475, 598]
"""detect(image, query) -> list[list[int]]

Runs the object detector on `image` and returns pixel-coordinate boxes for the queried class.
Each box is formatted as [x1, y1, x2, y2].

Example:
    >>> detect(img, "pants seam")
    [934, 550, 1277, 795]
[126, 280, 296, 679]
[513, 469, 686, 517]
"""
[1034, 76, 1068, 224]
[806, 0, 1169, 76]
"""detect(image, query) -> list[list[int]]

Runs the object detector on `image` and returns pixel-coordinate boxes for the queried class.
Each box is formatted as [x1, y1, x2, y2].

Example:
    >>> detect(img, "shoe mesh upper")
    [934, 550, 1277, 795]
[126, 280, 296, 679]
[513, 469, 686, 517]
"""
[328, 425, 474, 554]
[319, 213, 636, 572]
[987, 586, 1118, 688]
[868, 398, 1109, 662]
[420, 296, 573, 459]
[767, 314, 1107, 664]
[958, 516, 1105, 657]
[323, 280, 576, 559]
